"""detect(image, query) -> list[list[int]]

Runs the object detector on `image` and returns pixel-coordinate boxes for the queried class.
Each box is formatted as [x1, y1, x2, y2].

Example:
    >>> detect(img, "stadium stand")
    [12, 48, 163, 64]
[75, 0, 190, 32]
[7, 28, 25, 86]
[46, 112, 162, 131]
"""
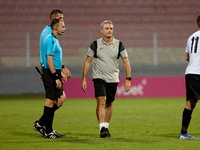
[0, 0, 199, 66]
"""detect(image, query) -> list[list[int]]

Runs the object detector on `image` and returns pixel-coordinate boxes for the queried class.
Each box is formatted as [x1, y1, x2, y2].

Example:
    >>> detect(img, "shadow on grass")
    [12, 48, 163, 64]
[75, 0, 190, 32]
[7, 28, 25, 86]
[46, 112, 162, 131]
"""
[10, 131, 175, 144]
[107, 137, 159, 144]
[59, 132, 159, 144]
[155, 132, 180, 139]
[59, 137, 159, 145]
[8, 131, 92, 144]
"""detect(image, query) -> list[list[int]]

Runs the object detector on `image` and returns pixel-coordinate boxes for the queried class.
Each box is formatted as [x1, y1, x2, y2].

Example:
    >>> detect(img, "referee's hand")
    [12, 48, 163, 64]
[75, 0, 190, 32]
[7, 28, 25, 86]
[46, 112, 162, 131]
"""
[56, 79, 62, 89]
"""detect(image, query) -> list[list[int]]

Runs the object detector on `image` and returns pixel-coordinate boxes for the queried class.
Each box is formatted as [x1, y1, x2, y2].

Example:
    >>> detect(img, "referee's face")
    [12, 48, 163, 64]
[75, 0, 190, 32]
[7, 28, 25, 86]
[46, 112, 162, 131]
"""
[57, 21, 66, 36]
[101, 23, 113, 39]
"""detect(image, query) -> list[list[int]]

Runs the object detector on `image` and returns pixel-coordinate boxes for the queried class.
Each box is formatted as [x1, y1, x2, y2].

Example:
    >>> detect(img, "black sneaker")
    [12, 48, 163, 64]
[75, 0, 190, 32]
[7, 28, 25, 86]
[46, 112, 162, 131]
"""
[54, 130, 66, 137]
[105, 128, 112, 137]
[34, 120, 45, 136]
[44, 130, 62, 139]
[100, 127, 108, 138]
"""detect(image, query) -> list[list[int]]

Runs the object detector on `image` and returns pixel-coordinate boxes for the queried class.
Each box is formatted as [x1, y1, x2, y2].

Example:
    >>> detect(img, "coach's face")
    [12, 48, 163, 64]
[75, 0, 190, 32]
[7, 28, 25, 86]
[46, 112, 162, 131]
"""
[101, 23, 113, 38]
[57, 20, 66, 36]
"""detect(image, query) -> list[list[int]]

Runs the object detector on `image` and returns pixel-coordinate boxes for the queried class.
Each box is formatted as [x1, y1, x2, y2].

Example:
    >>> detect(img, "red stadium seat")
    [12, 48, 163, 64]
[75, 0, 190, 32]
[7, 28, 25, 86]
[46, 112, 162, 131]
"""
[0, 0, 199, 57]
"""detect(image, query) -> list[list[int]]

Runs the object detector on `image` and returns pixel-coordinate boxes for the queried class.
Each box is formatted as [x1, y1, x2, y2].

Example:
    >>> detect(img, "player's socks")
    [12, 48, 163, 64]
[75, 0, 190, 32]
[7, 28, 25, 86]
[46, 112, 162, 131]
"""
[104, 122, 109, 129]
[44, 106, 55, 134]
[181, 108, 193, 134]
[99, 123, 105, 131]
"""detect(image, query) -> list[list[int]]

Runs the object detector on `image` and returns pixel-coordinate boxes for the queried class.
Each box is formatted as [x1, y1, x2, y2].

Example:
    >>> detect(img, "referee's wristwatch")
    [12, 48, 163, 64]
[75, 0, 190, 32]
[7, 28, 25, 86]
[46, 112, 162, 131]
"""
[126, 77, 131, 81]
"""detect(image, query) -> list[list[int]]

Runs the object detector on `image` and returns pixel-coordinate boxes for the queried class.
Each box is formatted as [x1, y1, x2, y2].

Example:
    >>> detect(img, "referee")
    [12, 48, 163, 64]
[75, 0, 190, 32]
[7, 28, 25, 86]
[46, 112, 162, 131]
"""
[39, 19, 65, 139]
[34, 10, 71, 137]
[179, 15, 200, 139]
[82, 20, 131, 138]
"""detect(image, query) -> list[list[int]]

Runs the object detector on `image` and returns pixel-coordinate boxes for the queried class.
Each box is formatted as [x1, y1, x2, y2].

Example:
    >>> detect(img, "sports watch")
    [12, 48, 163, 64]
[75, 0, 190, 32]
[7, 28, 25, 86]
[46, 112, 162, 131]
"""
[126, 77, 131, 81]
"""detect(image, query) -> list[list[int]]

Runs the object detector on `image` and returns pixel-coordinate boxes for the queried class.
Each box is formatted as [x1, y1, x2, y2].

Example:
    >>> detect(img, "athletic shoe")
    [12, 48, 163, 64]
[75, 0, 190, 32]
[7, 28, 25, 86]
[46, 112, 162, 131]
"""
[100, 127, 108, 138]
[105, 128, 112, 137]
[44, 130, 62, 139]
[54, 130, 66, 137]
[179, 133, 199, 139]
[34, 120, 45, 136]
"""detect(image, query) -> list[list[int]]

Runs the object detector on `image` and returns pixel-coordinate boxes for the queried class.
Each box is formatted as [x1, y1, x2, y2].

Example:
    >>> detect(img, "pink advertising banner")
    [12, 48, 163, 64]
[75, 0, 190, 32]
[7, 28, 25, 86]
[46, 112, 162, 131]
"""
[63, 76, 186, 98]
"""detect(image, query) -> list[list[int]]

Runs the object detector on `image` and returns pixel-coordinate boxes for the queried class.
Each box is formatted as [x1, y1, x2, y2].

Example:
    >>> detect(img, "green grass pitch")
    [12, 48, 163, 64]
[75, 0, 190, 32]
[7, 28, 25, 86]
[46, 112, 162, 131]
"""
[1, 95, 200, 150]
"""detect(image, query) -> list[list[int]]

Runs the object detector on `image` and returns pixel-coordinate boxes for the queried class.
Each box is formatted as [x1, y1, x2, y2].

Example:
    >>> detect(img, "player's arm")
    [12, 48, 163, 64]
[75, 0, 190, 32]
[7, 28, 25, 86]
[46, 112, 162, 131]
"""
[81, 56, 93, 92]
[185, 38, 190, 62]
[62, 63, 71, 79]
[122, 57, 131, 93]
[47, 55, 62, 89]
[185, 53, 189, 62]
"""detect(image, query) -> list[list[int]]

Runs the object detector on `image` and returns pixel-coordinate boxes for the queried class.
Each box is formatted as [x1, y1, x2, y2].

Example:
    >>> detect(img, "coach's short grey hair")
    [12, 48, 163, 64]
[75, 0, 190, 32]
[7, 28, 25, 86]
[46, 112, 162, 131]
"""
[100, 20, 114, 29]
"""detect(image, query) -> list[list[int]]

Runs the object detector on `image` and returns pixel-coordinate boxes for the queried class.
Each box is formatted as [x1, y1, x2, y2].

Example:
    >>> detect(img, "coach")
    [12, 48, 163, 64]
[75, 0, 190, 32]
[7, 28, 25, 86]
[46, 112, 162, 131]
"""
[82, 20, 131, 138]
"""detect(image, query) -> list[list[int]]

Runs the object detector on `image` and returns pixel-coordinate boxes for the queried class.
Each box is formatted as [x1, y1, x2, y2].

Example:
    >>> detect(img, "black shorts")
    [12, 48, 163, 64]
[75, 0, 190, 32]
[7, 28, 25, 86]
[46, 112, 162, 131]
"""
[93, 78, 118, 103]
[43, 69, 63, 100]
[185, 74, 200, 102]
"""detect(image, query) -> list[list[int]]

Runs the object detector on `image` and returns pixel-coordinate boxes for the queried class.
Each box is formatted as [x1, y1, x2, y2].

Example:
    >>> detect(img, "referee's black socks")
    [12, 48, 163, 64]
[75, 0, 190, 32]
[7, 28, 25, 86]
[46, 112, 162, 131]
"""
[38, 107, 46, 126]
[181, 108, 193, 134]
[53, 103, 59, 111]
[44, 106, 55, 134]
[38, 104, 59, 134]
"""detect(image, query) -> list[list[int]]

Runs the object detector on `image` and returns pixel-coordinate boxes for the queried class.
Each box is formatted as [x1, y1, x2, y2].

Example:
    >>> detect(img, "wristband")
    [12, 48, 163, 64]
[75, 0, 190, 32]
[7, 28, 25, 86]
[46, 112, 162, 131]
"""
[62, 65, 65, 68]
[52, 72, 59, 80]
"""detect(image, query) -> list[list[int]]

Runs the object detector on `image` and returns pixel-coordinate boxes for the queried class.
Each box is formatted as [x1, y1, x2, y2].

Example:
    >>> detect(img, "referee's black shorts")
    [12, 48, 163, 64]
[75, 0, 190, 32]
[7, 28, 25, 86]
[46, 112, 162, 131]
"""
[43, 69, 63, 100]
[185, 74, 200, 102]
[93, 78, 118, 103]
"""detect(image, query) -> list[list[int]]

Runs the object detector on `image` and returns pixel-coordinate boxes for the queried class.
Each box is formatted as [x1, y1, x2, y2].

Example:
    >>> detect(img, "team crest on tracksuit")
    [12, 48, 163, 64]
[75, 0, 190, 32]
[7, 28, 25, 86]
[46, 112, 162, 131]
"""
[111, 45, 116, 51]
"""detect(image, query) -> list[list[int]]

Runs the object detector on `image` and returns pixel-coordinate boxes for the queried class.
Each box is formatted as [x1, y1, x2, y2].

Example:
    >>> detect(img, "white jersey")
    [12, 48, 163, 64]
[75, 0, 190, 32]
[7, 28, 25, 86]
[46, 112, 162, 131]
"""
[185, 30, 200, 75]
